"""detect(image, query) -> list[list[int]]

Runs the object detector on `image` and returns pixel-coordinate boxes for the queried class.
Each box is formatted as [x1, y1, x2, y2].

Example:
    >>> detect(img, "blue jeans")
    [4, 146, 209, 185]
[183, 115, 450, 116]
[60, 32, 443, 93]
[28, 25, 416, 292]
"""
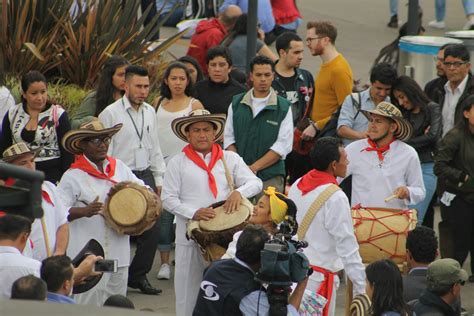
[157, 210, 175, 252]
[390, 0, 398, 16]
[410, 162, 437, 225]
[435, 0, 474, 21]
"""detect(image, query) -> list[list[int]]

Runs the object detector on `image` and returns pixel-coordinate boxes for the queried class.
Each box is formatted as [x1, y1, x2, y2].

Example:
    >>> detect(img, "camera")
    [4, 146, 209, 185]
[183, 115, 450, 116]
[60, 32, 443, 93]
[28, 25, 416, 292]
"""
[255, 218, 310, 316]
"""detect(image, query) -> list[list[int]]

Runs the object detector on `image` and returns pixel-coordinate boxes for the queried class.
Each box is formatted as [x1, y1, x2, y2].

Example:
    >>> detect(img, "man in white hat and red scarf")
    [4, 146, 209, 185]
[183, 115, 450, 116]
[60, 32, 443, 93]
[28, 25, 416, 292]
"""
[344, 101, 425, 209]
[161, 109, 262, 316]
[58, 120, 150, 306]
[2, 142, 69, 261]
[288, 137, 366, 316]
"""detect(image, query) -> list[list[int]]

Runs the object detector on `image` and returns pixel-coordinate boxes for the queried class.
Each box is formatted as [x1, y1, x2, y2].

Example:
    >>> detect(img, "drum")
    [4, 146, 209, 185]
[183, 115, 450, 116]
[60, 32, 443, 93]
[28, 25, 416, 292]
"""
[103, 181, 161, 236]
[187, 197, 253, 261]
[352, 206, 417, 264]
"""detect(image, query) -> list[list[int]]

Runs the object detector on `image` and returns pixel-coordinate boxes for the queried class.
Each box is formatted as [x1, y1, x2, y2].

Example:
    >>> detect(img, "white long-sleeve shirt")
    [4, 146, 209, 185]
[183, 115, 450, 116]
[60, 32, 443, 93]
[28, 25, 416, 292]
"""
[58, 156, 145, 267]
[288, 182, 366, 296]
[223, 89, 293, 159]
[162, 150, 262, 246]
[99, 96, 166, 186]
[344, 139, 426, 209]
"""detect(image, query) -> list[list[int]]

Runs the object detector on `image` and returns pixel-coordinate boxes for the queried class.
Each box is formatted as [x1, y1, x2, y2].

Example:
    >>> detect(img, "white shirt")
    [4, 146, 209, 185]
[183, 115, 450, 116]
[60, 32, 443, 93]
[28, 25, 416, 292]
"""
[162, 150, 262, 246]
[442, 74, 468, 136]
[0, 246, 41, 299]
[345, 139, 425, 209]
[99, 96, 166, 186]
[288, 183, 366, 296]
[58, 156, 145, 267]
[223, 89, 294, 159]
[0, 86, 15, 132]
[23, 181, 68, 261]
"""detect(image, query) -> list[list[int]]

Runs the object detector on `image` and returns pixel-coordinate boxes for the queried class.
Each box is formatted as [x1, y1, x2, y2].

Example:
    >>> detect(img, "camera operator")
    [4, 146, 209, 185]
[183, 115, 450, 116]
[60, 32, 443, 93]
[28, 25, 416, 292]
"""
[193, 224, 308, 316]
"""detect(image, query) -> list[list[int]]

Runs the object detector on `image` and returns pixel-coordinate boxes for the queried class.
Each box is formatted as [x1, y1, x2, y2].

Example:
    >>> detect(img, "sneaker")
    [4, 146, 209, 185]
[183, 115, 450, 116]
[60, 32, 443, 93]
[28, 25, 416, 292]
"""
[428, 20, 446, 29]
[387, 15, 398, 28]
[157, 263, 171, 280]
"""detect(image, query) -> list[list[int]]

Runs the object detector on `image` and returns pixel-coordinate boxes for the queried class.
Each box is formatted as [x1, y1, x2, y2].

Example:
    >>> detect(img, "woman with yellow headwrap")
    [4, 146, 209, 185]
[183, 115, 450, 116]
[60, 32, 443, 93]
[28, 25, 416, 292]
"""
[223, 186, 298, 258]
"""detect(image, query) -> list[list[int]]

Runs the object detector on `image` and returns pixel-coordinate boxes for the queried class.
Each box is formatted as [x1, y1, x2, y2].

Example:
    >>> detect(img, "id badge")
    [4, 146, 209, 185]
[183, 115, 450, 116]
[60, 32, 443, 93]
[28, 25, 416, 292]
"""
[135, 147, 148, 169]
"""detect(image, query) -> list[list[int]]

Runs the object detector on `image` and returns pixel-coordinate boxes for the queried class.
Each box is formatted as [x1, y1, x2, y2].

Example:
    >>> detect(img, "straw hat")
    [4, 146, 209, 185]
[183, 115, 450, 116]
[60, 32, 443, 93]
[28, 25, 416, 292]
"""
[2, 142, 41, 163]
[62, 120, 122, 155]
[171, 109, 226, 143]
[363, 102, 413, 141]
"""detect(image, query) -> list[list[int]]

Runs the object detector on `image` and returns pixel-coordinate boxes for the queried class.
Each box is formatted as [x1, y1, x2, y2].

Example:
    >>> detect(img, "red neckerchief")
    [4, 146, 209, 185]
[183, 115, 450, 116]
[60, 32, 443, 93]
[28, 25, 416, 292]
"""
[70, 154, 118, 184]
[362, 138, 396, 162]
[182, 144, 223, 198]
[297, 169, 338, 196]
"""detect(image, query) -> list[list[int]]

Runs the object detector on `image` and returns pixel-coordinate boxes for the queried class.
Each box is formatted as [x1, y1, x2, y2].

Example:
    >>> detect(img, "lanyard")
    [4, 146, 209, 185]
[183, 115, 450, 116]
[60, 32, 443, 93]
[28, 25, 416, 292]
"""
[123, 98, 144, 145]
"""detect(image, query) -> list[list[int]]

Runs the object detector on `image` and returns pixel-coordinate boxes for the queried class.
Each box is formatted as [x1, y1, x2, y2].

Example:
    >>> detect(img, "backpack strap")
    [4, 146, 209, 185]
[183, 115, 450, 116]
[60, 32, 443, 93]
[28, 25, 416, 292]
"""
[297, 184, 340, 240]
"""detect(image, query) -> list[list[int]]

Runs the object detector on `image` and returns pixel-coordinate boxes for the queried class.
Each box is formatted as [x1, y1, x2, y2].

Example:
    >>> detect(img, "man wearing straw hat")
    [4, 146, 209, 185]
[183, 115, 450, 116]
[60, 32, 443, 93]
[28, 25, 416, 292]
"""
[344, 101, 425, 209]
[58, 120, 147, 306]
[162, 109, 262, 316]
[2, 142, 69, 262]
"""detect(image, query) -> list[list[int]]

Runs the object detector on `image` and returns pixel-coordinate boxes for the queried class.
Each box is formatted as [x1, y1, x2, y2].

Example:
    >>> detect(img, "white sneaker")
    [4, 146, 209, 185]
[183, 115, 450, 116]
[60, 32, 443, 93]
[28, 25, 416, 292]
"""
[428, 20, 446, 29]
[157, 263, 171, 280]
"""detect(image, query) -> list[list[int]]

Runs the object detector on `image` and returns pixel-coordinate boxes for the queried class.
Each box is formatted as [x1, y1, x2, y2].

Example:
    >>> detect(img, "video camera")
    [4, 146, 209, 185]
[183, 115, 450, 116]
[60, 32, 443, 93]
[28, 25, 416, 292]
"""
[255, 218, 310, 316]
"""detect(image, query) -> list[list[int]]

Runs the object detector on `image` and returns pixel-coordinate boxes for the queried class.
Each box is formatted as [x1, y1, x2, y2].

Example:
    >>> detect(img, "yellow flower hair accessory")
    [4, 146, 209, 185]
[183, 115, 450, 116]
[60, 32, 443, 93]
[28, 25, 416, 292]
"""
[264, 186, 288, 224]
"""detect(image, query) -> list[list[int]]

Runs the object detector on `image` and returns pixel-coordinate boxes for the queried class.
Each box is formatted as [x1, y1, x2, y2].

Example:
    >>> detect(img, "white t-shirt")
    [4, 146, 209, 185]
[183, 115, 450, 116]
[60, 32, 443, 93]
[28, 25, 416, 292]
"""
[0, 86, 15, 132]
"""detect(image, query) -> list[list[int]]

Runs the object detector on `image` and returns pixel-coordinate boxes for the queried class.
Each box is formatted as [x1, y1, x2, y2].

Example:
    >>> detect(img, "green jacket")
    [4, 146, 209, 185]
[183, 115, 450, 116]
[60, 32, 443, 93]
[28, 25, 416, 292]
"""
[231, 89, 290, 181]
[70, 91, 97, 129]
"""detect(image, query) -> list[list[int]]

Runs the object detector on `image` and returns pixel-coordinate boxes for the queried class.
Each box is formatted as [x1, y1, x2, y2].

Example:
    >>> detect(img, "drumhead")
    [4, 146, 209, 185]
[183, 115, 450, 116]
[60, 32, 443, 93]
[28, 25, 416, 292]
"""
[108, 187, 147, 226]
[199, 197, 253, 231]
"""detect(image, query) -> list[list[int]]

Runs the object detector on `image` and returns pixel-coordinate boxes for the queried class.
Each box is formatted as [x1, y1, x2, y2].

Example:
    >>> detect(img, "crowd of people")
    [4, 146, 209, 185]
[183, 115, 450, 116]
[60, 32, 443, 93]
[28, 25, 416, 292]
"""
[0, 1, 474, 315]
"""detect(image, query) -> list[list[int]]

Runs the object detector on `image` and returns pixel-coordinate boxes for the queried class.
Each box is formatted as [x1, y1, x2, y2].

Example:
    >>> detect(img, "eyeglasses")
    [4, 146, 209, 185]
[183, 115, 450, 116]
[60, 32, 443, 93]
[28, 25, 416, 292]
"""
[433, 56, 443, 63]
[306, 36, 325, 44]
[86, 137, 111, 145]
[443, 61, 468, 68]
[458, 280, 466, 286]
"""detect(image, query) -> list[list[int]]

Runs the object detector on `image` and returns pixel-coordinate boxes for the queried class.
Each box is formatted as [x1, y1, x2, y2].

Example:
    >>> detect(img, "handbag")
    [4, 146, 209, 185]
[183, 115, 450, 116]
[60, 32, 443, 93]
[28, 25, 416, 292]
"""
[293, 88, 316, 156]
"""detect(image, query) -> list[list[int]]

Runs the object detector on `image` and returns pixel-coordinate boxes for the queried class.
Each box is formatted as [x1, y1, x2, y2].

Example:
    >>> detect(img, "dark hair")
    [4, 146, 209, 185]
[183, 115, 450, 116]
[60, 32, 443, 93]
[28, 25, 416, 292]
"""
[95, 55, 130, 116]
[439, 43, 453, 51]
[307, 21, 337, 44]
[236, 224, 270, 265]
[0, 214, 32, 241]
[274, 193, 299, 233]
[160, 62, 194, 99]
[40, 255, 74, 292]
[178, 56, 205, 83]
[11, 275, 47, 301]
[392, 75, 431, 111]
[370, 63, 398, 86]
[275, 32, 303, 56]
[366, 259, 410, 316]
[104, 294, 135, 309]
[444, 44, 470, 62]
[125, 65, 149, 80]
[459, 95, 474, 129]
[206, 46, 233, 66]
[406, 226, 438, 264]
[310, 137, 343, 171]
[221, 14, 250, 47]
[249, 55, 274, 72]
[21, 71, 48, 107]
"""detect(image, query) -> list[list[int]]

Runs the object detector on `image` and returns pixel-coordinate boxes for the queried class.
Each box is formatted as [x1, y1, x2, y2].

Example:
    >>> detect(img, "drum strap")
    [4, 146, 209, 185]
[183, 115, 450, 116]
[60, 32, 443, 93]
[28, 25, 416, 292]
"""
[297, 184, 340, 240]
[220, 156, 234, 192]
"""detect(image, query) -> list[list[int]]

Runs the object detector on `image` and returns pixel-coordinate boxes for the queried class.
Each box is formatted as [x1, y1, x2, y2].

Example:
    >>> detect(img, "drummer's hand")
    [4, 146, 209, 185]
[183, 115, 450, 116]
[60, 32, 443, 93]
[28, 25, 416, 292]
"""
[193, 208, 216, 221]
[223, 190, 242, 214]
[84, 196, 103, 217]
[394, 186, 410, 200]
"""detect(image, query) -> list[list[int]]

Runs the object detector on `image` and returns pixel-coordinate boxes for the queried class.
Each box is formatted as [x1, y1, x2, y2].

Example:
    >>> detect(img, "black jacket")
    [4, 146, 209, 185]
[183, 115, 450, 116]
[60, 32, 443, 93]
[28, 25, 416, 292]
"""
[424, 76, 447, 103]
[195, 78, 247, 115]
[403, 268, 428, 303]
[410, 290, 460, 316]
[428, 73, 474, 134]
[403, 102, 442, 163]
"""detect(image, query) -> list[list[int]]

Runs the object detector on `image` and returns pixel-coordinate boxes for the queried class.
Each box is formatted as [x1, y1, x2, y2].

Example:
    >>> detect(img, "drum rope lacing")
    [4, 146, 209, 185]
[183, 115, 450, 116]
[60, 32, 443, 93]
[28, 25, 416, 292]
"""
[352, 204, 416, 260]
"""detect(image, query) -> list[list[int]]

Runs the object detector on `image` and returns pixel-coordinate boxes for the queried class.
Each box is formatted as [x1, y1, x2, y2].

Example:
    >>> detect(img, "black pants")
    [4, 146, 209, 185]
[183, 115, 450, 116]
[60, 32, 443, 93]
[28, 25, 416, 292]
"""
[443, 196, 474, 274]
[128, 168, 160, 282]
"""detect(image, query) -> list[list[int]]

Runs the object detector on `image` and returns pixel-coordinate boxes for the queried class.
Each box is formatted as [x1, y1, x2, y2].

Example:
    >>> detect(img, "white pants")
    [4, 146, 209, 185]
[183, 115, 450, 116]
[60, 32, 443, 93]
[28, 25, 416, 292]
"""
[306, 273, 340, 316]
[74, 266, 128, 306]
[175, 243, 207, 316]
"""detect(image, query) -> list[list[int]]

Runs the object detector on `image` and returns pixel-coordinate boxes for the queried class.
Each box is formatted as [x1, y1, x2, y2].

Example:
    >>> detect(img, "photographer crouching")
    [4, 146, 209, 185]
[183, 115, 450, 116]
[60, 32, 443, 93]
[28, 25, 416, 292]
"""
[193, 224, 309, 315]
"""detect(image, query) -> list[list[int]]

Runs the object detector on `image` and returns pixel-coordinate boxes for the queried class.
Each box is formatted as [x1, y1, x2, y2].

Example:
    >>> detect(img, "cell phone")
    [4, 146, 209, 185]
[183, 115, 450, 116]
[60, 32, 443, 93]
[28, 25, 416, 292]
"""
[94, 259, 118, 273]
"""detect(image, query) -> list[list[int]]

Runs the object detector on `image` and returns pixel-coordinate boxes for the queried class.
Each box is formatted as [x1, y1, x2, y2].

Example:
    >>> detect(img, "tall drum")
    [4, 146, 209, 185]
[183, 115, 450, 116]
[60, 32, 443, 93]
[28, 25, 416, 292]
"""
[399, 36, 462, 87]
